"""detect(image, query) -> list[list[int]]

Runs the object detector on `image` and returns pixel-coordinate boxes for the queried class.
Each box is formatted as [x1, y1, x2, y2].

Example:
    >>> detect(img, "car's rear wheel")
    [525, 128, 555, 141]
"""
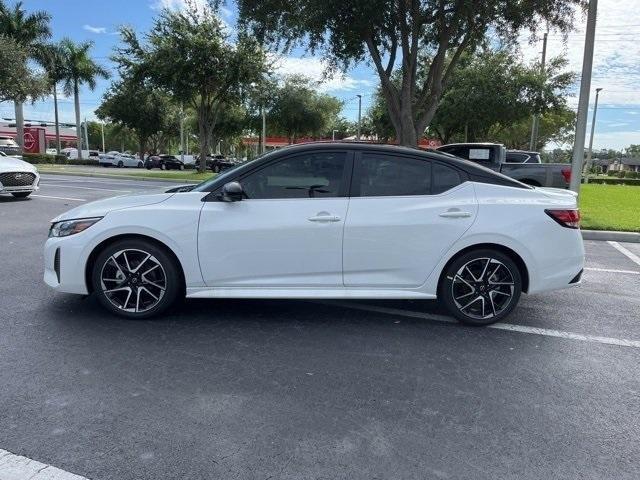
[440, 249, 522, 326]
[137, 161, 143, 168]
[91, 239, 181, 319]
[117, 160, 124, 168]
[11, 192, 31, 198]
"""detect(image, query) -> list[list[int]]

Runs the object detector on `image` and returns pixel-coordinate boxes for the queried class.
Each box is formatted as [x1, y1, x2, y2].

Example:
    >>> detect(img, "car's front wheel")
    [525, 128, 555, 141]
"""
[440, 249, 522, 326]
[91, 239, 182, 319]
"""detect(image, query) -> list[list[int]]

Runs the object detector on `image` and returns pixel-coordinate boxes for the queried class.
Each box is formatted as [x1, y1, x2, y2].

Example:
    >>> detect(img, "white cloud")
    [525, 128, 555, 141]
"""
[272, 56, 374, 93]
[150, 0, 209, 12]
[518, 0, 640, 106]
[83, 24, 107, 34]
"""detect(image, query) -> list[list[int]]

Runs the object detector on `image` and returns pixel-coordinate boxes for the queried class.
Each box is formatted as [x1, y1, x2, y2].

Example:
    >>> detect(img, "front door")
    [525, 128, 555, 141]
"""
[198, 150, 351, 287]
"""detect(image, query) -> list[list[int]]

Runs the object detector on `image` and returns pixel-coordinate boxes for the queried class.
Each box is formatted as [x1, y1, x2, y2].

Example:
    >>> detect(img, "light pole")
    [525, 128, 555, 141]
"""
[530, 30, 548, 151]
[569, 0, 598, 194]
[332, 129, 338, 141]
[101, 121, 105, 153]
[356, 94, 362, 140]
[261, 103, 266, 154]
[584, 87, 603, 184]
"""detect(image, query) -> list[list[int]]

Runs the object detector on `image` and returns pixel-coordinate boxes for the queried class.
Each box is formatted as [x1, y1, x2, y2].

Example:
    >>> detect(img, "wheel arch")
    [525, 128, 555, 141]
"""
[84, 233, 186, 294]
[437, 242, 530, 295]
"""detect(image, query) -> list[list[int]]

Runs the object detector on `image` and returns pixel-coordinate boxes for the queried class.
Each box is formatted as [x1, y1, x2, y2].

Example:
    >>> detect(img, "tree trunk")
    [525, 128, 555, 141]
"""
[74, 81, 83, 160]
[138, 137, 146, 165]
[197, 105, 209, 174]
[14, 102, 24, 150]
[53, 84, 61, 154]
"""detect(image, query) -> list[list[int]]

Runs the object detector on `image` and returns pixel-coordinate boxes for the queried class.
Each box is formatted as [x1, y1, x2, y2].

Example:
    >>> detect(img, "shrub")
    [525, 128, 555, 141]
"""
[20, 153, 97, 166]
[587, 177, 640, 186]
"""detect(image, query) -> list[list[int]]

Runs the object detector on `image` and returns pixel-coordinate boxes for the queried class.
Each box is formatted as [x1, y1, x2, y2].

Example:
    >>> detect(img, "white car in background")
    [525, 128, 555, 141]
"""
[0, 151, 40, 198]
[100, 152, 143, 168]
[43, 143, 585, 325]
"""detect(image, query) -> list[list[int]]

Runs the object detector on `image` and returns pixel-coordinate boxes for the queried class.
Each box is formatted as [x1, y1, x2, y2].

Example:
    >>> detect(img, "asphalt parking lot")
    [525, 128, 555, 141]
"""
[1, 174, 639, 480]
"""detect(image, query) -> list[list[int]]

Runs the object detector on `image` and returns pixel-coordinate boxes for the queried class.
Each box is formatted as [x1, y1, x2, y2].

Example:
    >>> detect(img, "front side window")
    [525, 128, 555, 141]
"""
[241, 152, 346, 199]
[356, 153, 432, 197]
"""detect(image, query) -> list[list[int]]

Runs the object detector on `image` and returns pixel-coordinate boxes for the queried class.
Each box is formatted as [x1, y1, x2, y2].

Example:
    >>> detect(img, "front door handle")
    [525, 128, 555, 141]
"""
[308, 212, 341, 222]
[439, 210, 472, 219]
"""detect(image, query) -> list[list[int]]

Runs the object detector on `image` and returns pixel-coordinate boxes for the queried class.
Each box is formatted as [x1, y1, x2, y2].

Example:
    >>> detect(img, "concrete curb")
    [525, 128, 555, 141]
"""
[582, 230, 640, 243]
[37, 169, 207, 184]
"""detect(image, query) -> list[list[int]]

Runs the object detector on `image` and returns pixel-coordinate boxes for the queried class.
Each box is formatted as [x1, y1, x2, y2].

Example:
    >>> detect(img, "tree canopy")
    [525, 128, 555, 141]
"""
[97, 75, 176, 159]
[238, 0, 584, 147]
[267, 75, 343, 143]
[0, 35, 49, 103]
[117, 2, 269, 171]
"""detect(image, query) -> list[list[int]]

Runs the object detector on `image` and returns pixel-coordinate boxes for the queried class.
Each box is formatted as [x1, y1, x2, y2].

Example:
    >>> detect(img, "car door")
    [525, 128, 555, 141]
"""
[198, 150, 352, 287]
[343, 152, 477, 288]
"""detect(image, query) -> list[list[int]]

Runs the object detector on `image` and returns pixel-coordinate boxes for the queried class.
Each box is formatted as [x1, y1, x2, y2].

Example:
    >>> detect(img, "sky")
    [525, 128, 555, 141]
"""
[2, 0, 640, 150]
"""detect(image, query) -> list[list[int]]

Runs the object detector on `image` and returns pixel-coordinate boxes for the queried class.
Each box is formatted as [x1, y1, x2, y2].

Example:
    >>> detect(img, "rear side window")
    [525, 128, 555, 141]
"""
[506, 153, 528, 163]
[432, 163, 463, 194]
[356, 153, 431, 196]
[354, 153, 465, 196]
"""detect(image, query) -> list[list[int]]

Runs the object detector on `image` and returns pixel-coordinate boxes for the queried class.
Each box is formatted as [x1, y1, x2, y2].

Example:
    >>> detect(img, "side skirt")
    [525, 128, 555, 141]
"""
[185, 287, 437, 300]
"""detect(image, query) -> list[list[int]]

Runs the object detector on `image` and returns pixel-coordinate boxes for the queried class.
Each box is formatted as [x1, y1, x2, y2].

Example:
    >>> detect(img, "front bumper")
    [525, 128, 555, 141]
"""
[0, 174, 39, 194]
[44, 236, 90, 294]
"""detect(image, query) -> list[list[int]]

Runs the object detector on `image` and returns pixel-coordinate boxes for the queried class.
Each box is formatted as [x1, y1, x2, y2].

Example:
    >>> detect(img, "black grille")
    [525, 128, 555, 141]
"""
[0, 172, 36, 187]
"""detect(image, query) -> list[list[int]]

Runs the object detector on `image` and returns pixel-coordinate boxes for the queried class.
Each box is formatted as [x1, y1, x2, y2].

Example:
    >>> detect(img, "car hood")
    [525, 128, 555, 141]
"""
[51, 190, 175, 222]
[0, 156, 38, 173]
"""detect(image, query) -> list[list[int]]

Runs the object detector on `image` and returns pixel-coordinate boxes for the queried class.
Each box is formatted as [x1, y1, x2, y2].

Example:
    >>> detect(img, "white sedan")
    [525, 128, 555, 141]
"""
[43, 143, 584, 325]
[0, 151, 40, 198]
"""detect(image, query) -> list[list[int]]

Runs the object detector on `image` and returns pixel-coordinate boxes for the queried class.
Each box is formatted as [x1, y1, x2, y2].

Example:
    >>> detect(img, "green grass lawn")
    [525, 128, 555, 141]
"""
[37, 164, 215, 183]
[580, 184, 640, 232]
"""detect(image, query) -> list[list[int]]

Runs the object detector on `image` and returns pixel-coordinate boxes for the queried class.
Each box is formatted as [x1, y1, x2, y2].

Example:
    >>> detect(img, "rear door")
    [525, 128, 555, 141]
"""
[342, 152, 477, 288]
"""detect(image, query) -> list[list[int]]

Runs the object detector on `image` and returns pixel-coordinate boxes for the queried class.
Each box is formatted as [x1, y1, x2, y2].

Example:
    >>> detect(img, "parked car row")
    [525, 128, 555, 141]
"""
[194, 154, 237, 172]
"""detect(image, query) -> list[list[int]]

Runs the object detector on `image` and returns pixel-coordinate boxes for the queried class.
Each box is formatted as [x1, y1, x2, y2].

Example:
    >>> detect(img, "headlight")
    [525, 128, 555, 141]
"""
[49, 217, 102, 237]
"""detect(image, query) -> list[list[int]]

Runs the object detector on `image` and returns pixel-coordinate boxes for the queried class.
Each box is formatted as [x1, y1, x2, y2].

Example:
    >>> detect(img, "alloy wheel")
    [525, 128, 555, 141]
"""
[451, 257, 515, 321]
[99, 248, 167, 313]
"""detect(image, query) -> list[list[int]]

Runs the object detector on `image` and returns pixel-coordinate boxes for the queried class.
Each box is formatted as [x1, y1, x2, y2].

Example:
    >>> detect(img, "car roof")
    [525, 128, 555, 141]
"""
[243, 141, 529, 189]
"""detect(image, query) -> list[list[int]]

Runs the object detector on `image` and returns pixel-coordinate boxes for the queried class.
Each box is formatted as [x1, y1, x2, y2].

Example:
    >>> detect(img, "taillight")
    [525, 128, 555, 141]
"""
[545, 209, 580, 229]
[561, 168, 571, 183]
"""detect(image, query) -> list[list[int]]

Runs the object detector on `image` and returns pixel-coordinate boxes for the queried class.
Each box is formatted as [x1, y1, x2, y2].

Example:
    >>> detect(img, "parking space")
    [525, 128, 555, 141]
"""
[1, 175, 639, 480]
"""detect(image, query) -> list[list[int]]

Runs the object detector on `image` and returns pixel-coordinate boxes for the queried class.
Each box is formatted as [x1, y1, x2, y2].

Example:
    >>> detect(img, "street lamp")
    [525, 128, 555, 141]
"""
[584, 87, 603, 184]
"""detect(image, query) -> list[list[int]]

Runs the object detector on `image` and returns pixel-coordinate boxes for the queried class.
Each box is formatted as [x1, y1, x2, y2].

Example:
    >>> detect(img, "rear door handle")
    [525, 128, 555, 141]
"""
[308, 212, 341, 222]
[439, 211, 472, 218]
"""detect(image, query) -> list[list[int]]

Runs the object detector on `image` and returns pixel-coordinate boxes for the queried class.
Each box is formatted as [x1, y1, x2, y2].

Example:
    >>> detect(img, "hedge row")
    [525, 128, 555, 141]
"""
[20, 153, 98, 166]
[587, 177, 640, 186]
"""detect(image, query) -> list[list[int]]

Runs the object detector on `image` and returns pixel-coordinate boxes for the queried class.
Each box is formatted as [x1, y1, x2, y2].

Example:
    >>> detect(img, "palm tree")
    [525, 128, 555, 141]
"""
[36, 43, 66, 153]
[59, 38, 109, 159]
[0, 1, 51, 150]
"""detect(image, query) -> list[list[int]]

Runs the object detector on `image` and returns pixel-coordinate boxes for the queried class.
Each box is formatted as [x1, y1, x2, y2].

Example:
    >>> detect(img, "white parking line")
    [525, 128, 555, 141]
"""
[0, 448, 89, 480]
[39, 183, 131, 193]
[318, 301, 640, 349]
[31, 194, 86, 202]
[608, 241, 640, 267]
[585, 267, 640, 275]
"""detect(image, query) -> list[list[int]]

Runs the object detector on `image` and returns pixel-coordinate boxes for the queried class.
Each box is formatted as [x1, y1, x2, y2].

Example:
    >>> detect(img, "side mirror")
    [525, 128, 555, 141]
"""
[221, 181, 244, 202]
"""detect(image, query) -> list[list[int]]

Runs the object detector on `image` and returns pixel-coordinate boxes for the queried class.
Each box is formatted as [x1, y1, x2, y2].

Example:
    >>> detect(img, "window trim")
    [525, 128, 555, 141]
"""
[211, 149, 354, 201]
[350, 150, 468, 198]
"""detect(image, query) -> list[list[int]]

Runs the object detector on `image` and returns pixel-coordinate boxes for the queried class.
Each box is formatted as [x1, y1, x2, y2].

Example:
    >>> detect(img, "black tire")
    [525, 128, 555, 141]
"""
[11, 192, 31, 198]
[117, 160, 124, 168]
[91, 238, 182, 319]
[146, 164, 153, 170]
[137, 161, 143, 168]
[439, 248, 522, 326]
